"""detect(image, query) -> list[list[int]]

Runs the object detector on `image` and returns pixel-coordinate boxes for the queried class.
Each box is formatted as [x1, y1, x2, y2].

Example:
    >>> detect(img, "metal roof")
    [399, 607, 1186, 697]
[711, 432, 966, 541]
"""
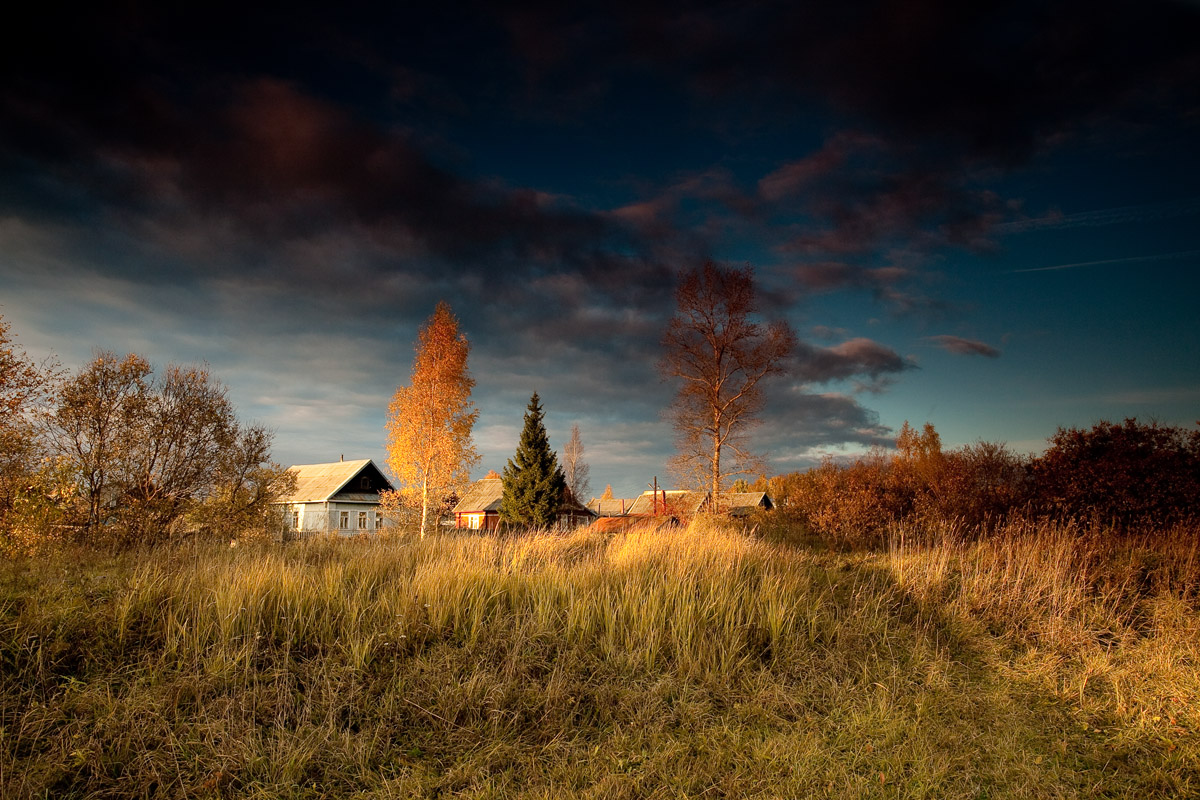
[282, 459, 392, 503]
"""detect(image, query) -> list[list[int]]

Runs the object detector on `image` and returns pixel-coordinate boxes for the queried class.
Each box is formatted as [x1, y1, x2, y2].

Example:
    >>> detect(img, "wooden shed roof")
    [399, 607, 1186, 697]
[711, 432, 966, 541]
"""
[625, 490, 709, 517]
[453, 478, 504, 514]
[721, 492, 773, 515]
[622, 489, 773, 517]
[586, 498, 637, 516]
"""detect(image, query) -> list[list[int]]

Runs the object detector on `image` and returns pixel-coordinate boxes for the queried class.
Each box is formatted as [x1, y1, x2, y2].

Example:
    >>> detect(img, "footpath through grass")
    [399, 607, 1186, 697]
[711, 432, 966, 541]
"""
[1, 520, 1197, 798]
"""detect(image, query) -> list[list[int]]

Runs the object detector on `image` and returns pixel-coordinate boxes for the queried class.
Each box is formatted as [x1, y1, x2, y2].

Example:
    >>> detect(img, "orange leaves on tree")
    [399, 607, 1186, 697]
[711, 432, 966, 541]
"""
[385, 302, 479, 537]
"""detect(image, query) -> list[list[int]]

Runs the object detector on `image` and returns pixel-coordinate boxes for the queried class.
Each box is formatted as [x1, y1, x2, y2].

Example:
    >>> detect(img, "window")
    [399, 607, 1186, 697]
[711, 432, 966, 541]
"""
[291, 511, 299, 529]
[375, 512, 383, 529]
[360, 476, 370, 490]
[339, 511, 349, 529]
[358, 511, 368, 530]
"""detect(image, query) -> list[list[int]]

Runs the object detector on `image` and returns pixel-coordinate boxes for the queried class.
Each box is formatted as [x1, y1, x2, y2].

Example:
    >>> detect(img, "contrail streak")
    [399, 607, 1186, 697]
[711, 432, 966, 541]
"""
[997, 197, 1200, 233]
[1011, 249, 1200, 273]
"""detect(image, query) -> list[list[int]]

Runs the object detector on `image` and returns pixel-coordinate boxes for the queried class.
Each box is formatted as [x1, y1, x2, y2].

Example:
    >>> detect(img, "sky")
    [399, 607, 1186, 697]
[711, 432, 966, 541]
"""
[2, 0, 1199, 499]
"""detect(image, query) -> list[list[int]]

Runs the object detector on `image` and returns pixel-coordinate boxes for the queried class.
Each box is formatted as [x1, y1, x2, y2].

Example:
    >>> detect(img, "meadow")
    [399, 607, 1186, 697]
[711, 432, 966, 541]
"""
[1, 519, 1197, 799]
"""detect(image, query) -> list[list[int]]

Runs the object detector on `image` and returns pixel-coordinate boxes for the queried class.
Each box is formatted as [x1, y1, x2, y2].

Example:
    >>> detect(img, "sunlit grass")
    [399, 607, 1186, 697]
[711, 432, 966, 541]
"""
[2, 518, 1197, 797]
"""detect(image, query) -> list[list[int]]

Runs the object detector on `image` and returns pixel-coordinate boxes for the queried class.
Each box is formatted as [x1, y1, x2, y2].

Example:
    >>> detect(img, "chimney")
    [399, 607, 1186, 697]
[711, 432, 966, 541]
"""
[340, 454, 344, 462]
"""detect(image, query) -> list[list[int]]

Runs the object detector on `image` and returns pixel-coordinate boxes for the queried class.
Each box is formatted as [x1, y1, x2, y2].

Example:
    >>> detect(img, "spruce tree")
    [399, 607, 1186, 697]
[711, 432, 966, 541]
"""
[501, 392, 566, 528]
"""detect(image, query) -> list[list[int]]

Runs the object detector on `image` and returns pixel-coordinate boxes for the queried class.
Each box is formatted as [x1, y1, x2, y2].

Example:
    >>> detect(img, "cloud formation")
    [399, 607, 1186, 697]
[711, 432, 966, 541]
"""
[2, 0, 1197, 493]
[926, 336, 1001, 358]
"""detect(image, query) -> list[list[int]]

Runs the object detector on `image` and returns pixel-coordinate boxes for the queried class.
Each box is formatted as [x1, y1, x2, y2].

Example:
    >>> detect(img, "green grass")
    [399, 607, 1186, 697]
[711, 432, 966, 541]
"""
[1, 520, 1197, 798]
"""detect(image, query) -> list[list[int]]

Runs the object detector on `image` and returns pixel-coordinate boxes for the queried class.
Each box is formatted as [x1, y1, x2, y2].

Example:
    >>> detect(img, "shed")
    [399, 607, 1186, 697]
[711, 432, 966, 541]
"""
[720, 492, 774, 517]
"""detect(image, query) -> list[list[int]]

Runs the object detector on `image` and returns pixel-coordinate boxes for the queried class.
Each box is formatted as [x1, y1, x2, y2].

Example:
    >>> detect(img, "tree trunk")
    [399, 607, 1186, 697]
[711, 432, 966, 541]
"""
[712, 408, 721, 513]
[419, 473, 429, 539]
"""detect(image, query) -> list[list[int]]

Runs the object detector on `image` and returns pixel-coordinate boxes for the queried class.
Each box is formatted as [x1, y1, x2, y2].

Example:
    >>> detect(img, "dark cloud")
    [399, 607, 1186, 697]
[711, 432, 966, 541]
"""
[753, 390, 895, 467]
[492, 0, 1200, 290]
[791, 338, 914, 384]
[791, 263, 912, 293]
[3, 0, 1196, 494]
[926, 335, 1001, 358]
[619, 0, 1200, 161]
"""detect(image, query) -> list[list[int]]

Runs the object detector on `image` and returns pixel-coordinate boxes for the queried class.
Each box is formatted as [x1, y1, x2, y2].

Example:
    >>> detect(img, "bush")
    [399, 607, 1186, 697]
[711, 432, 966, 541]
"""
[49, 351, 289, 547]
[783, 453, 912, 548]
[1032, 418, 1200, 528]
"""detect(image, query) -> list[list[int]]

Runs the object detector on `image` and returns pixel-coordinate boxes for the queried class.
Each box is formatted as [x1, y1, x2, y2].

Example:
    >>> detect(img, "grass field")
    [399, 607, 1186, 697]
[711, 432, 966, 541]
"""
[1, 519, 1197, 798]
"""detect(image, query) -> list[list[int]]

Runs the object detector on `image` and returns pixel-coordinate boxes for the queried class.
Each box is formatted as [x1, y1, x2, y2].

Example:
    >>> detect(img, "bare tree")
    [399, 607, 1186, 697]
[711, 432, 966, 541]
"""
[660, 263, 796, 506]
[53, 352, 283, 545]
[561, 423, 591, 502]
[196, 423, 296, 539]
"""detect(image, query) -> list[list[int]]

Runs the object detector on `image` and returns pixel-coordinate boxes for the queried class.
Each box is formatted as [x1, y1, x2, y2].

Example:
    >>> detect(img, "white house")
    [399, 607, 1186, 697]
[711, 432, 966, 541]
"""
[277, 459, 395, 535]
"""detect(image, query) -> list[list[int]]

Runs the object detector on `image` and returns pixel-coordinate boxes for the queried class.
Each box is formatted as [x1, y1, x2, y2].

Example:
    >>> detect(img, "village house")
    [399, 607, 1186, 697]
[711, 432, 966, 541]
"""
[453, 477, 594, 531]
[720, 492, 774, 517]
[586, 497, 637, 516]
[625, 489, 710, 519]
[277, 458, 394, 535]
[624, 489, 773, 520]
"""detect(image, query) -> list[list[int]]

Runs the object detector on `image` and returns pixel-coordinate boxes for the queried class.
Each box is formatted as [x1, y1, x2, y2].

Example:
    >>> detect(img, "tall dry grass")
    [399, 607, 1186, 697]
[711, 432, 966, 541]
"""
[2, 518, 1197, 798]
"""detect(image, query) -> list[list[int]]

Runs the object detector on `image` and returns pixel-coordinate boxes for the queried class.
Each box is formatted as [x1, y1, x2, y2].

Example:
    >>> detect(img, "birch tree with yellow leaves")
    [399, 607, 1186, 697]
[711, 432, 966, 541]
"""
[385, 302, 479, 537]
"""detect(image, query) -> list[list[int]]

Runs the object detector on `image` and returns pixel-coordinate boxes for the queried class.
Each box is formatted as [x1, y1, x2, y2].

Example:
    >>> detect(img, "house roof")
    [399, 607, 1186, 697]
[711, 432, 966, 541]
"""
[453, 478, 504, 514]
[622, 490, 773, 517]
[282, 459, 393, 503]
[625, 490, 709, 517]
[453, 478, 596, 517]
[720, 492, 773, 515]
[587, 498, 636, 516]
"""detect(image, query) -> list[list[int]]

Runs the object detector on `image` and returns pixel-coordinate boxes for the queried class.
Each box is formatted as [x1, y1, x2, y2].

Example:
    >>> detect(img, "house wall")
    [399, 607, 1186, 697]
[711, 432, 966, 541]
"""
[454, 510, 592, 532]
[555, 510, 594, 531]
[285, 501, 388, 535]
[456, 511, 500, 531]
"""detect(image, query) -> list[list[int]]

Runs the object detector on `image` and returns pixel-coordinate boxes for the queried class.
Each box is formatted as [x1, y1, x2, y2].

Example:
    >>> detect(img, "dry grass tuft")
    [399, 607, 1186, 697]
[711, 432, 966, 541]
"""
[2, 519, 1197, 797]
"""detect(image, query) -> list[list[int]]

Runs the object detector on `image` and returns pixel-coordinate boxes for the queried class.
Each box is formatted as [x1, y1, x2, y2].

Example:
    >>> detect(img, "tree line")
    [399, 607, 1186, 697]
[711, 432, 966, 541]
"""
[382, 262, 798, 532]
[0, 316, 291, 554]
[382, 267, 1199, 540]
[751, 418, 1200, 547]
